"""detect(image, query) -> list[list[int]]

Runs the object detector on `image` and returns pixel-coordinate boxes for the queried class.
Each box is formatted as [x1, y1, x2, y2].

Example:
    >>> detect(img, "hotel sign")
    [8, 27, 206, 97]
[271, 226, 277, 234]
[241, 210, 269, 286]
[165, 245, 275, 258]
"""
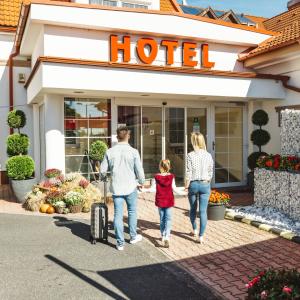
[110, 35, 215, 69]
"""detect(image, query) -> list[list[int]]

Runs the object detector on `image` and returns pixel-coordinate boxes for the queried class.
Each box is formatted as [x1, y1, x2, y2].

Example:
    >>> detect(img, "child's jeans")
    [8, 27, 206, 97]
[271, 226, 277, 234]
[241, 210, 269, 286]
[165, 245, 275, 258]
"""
[158, 207, 172, 239]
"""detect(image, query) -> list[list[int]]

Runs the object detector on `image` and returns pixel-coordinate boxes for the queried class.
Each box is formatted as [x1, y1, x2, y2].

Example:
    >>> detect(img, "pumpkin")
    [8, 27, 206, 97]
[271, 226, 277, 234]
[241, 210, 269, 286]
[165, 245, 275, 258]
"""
[46, 206, 55, 214]
[40, 204, 50, 213]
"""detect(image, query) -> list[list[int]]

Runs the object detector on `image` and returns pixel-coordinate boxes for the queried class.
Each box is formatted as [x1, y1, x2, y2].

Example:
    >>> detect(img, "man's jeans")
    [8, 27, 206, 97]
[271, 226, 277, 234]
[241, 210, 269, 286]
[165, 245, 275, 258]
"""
[113, 189, 138, 246]
[158, 207, 172, 239]
[188, 181, 211, 237]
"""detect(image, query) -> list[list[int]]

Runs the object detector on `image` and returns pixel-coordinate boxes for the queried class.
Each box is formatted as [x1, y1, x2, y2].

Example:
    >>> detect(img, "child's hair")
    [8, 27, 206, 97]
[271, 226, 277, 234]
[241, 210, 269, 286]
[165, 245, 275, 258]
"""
[159, 159, 171, 173]
[191, 132, 206, 151]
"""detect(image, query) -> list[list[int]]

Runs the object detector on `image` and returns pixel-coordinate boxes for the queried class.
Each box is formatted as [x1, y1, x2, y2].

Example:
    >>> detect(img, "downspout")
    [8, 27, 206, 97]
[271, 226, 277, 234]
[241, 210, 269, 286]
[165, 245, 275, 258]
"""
[8, 45, 20, 134]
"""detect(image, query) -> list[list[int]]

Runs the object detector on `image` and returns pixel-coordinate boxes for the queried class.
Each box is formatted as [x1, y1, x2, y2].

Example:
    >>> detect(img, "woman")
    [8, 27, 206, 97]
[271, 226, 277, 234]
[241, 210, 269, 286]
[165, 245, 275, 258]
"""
[185, 132, 214, 244]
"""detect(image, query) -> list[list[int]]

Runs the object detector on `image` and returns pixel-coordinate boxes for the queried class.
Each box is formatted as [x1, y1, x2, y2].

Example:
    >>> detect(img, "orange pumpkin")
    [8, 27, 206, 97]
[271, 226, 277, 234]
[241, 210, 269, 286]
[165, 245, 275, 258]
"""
[46, 206, 55, 214]
[40, 204, 50, 213]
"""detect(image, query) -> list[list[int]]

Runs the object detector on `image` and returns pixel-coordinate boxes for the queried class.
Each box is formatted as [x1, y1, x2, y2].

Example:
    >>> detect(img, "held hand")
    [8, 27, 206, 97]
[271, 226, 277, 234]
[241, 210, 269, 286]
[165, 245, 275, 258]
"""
[137, 184, 144, 191]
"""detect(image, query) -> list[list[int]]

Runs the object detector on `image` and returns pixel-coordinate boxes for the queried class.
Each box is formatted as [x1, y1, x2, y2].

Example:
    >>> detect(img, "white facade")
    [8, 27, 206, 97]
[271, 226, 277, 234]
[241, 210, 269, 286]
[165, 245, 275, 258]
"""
[0, 1, 297, 187]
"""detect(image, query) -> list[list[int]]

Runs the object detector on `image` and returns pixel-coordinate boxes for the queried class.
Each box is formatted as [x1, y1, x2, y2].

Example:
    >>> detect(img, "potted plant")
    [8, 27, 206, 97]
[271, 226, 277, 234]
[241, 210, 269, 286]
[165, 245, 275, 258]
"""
[207, 190, 231, 221]
[64, 191, 83, 213]
[247, 110, 270, 191]
[246, 269, 300, 299]
[89, 140, 108, 172]
[53, 200, 66, 214]
[5, 110, 37, 203]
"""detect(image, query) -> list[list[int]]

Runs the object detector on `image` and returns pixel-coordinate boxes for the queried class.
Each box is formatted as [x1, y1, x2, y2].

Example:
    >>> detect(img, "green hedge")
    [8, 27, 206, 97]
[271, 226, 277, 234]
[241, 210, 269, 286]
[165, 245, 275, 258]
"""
[6, 133, 29, 156]
[7, 110, 26, 130]
[89, 140, 108, 161]
[6, 155, 35, 180]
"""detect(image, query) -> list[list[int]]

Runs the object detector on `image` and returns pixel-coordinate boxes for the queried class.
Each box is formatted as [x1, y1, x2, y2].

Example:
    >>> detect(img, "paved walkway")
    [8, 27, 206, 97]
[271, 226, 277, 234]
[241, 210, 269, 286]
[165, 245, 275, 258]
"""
[133, 193, 300, 300]
[1, 184, 300, 300]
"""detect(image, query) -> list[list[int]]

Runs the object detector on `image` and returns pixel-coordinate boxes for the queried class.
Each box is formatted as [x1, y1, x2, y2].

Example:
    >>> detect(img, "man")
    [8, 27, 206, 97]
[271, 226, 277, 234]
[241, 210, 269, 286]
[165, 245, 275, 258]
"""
[100, 126, 145, 251]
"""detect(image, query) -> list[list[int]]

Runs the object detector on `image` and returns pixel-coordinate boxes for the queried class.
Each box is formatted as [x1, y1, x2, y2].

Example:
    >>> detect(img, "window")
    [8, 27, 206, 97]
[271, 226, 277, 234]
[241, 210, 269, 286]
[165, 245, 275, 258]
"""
[64, 98, 111, 179]
[122, 2, 148, 9]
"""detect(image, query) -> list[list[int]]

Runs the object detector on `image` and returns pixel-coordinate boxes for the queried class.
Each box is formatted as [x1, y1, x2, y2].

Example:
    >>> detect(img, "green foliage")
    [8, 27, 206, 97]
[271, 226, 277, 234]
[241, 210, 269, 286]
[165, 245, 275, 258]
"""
[89, 140, 108, 161]
[247, 269, 300, 300]
[64, 191, 83, 206]
[252, 109, 269, 127]
[7, 110, 26, 130]
[6, 155, 35, 180]
[248, 152, 268, 170]
[6, 133, 29, 156]
[251, 129, 271, 147]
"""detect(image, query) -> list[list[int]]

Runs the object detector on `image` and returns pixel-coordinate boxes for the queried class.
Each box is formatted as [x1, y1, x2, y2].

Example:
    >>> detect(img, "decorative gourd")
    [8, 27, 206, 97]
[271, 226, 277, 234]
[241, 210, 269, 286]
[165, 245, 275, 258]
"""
[40, 204, 50, 213]
[46, 206, 55, 214]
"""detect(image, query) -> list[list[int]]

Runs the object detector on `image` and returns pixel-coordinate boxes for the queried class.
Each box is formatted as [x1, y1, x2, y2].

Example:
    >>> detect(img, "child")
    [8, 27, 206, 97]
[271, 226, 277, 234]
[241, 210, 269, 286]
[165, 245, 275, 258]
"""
[154, 159, 177, 248]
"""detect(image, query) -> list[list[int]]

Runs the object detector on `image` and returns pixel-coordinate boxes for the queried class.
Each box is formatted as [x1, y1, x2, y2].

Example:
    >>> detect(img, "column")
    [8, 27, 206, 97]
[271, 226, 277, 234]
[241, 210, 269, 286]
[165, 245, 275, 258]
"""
[44, 94, 65, 173]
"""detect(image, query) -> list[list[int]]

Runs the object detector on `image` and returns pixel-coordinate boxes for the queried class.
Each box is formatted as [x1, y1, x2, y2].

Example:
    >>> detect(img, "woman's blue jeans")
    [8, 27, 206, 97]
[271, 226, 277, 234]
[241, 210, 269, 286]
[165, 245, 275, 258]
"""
[113, 189, 137, 246]
[188, 181, 211, 237]
[158, 207, 172, 239]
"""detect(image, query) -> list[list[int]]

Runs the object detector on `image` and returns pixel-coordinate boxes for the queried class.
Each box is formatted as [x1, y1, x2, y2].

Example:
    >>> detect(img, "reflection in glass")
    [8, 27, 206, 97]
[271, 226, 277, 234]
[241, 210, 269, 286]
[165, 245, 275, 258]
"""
[142, 107, 162, 179]
[165, 108, 185, 185]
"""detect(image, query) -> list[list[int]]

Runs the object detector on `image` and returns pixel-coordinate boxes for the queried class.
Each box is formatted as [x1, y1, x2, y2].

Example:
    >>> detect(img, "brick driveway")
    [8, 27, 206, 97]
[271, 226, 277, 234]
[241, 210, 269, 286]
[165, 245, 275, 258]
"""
[132, 193, 300, 300]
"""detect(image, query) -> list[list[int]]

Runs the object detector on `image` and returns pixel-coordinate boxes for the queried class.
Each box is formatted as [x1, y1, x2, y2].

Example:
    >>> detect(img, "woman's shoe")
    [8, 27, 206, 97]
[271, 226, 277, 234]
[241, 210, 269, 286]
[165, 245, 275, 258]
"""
[196, 236, 204, 244]
[164, 239, 170, 248]
[191, 229, 198, 237]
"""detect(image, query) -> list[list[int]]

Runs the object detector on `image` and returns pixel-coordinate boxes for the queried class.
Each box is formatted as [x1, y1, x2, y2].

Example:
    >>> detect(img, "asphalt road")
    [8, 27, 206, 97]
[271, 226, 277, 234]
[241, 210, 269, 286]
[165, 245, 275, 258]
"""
[0, 213, 219, 300]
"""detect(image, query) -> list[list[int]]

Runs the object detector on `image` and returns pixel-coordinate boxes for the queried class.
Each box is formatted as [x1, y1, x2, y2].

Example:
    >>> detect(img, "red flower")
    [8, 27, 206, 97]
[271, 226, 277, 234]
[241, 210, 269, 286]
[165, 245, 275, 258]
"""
[265, 160, 273, 168]
[282, 286, 292, 294]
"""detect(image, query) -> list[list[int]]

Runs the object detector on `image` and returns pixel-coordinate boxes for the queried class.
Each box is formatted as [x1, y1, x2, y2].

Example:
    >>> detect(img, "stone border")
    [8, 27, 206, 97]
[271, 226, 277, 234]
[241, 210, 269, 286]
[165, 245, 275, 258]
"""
[225, 209, 300, 245]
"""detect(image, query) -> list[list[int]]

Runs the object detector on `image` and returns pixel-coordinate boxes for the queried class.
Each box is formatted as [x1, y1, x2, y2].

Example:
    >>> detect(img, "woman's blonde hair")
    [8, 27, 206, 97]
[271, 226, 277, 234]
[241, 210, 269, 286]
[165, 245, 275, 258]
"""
[191, 132, 206, 150]
[159, 159, 171, 173]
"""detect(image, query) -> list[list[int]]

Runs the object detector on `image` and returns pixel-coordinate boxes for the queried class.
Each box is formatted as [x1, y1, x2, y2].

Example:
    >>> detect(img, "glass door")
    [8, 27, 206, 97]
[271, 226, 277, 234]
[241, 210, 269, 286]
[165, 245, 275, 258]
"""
[214, 106, 244, 186]
[165, 108, 185, 185]
[142, 107, 163, 179]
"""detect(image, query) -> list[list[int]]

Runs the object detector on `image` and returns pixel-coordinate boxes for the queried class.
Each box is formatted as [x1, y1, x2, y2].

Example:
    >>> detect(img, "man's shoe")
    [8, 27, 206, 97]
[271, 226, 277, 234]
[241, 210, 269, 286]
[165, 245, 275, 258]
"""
[116, 245, 124, 251]
[130, 234, 143, 244]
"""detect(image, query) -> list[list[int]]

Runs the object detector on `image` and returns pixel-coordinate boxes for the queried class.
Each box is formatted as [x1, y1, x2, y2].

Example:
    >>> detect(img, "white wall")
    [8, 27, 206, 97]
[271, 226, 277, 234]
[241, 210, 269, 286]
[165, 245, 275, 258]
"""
[43, 25, 249, 71]
[0, 33, 33, 171]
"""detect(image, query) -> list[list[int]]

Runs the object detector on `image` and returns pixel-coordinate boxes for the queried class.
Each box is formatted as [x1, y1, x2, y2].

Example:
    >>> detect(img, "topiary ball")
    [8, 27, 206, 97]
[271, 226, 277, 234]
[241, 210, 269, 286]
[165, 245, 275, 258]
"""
[251, 129, 271, 147]
[6, 133, 29, 156]
[247, 152, 268, 170]
[252, 110, 269, 127]
[89, 140, 108, 161]
[7, 109, 26, 129]
[6, 155, 35, 180]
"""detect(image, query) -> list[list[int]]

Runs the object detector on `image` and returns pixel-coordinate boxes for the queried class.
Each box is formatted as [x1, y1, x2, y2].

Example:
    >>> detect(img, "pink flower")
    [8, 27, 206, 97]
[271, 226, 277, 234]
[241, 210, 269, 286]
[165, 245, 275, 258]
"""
[282, 286, 292, 294]
[261, 290, 267, 299]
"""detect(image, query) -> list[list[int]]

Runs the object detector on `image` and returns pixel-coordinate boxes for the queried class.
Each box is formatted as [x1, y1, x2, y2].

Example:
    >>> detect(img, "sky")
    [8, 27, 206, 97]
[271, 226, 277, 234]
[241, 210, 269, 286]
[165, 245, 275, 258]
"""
[182, 0, 288, 17]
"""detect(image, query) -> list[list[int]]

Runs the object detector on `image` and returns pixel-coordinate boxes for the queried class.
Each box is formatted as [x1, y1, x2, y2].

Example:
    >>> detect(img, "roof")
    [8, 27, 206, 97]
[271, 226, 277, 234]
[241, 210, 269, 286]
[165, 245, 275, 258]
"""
[240, 6, 300, 61]
[245, 15, 267, 29]
[160, 0, 181, 12]
[0, 0, 23, 27]
[179, 5, 256, 26]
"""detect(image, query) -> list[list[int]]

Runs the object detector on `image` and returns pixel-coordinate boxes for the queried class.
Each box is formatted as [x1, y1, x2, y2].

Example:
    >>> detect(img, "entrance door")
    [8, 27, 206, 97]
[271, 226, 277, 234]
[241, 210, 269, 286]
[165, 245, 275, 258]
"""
[142, 107, 163, 179]
[213, 106, 244, 186]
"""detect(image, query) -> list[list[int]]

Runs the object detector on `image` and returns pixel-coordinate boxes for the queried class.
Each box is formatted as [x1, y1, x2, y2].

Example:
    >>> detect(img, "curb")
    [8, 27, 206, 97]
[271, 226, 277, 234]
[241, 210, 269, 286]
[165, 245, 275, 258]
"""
[225, 210, 300, 245]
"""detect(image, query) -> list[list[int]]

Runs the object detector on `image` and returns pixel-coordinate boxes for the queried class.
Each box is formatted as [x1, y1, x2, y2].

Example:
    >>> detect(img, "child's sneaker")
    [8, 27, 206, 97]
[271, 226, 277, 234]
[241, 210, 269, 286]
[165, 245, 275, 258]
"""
[130, 234, 143, 244]
[164, 239, 170, 248]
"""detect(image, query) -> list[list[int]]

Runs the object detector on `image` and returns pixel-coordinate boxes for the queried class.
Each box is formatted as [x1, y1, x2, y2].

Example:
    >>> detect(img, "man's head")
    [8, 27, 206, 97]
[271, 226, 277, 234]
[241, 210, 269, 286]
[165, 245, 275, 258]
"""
[117, 126, 130, 142]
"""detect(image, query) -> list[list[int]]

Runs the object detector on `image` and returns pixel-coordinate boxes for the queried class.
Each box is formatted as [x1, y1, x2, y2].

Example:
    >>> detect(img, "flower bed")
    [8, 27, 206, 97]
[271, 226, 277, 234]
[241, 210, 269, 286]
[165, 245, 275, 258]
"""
[246, 269, 300, 299]
[23, 171, 102, 214]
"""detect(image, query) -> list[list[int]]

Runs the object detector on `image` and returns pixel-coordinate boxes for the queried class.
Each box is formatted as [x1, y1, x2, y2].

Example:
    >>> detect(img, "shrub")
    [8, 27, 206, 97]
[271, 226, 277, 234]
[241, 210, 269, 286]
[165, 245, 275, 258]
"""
[246, 269, 300, 299]
[6, 155, 35, 180]
[89, 140, 108, 161]
[251, 130, 271, 147]
[7, 109, 26, 131]
[6, 133, 29, 156]
[247, 152, 268, 170]
[252, 109, 269, 127]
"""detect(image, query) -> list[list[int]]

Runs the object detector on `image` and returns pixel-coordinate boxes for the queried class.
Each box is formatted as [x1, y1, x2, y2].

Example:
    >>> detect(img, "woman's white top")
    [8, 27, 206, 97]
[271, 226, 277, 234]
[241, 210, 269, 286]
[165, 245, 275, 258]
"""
[186, 149, 214, 182]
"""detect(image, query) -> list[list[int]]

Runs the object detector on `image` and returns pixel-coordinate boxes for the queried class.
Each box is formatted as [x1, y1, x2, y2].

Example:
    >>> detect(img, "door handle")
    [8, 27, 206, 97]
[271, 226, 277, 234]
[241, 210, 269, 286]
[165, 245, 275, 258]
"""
[212, 141, 215, 151]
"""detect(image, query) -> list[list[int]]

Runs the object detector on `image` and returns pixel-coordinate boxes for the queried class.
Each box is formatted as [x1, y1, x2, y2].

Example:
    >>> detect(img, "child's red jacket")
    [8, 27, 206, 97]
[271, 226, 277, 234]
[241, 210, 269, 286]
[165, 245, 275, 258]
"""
[155, 174, 175, 208]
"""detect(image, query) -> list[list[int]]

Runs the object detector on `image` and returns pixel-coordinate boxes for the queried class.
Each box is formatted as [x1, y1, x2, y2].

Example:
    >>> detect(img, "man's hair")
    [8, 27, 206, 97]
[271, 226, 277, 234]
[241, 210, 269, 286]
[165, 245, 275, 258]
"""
[117, 126, 130, 141]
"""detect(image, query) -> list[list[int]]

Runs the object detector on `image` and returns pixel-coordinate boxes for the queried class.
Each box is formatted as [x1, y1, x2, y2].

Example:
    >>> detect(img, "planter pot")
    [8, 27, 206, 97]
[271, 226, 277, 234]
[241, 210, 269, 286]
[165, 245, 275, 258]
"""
[207, 203, 226, 221]
[11, 177, 38, 203]
[69, 205, 83, 214]
[55, 206, 65, 214]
